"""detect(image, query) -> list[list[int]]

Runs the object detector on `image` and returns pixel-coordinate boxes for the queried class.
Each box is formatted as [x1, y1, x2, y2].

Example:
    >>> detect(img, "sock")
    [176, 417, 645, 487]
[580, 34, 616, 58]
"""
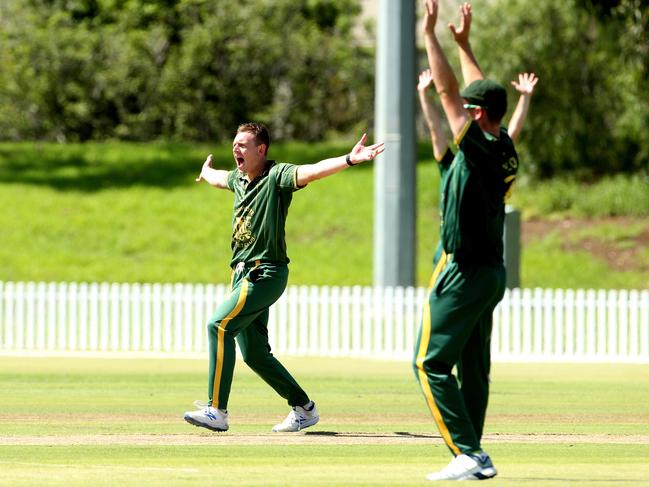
[302, 401, 314, 411]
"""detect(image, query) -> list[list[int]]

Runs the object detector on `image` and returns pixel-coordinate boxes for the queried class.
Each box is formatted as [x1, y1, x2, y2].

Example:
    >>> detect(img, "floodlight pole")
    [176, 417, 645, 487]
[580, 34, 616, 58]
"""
[373, 0, 417, 287]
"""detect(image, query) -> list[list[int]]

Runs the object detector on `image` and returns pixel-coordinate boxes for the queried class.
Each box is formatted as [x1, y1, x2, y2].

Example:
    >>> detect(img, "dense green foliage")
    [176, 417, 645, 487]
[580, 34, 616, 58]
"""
[457, 0, 648, 178]
[0, 0, 373, 142]
[0, 0, 646, 178]
[1, 141, 647, 288]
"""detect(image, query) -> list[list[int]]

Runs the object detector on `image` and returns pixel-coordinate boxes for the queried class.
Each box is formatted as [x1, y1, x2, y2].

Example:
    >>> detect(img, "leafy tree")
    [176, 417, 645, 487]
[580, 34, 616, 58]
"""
[0, 0, 373, 142]
[443, 0, 647, 179]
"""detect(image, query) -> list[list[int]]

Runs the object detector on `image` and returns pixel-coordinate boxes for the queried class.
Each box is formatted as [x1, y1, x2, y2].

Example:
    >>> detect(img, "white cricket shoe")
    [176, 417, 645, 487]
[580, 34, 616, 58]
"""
[183, 401, 229, 432]
[272, 402, 319, 432]
[426, 451, 497, 481]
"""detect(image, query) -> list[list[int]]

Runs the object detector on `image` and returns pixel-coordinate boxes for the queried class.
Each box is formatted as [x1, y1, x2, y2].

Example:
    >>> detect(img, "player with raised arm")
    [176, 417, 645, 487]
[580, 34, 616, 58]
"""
[413, 0, 521, 480]
[508, 72, 539, 142]
[417, 4, 538, 271]
[183, 122, 383, 434]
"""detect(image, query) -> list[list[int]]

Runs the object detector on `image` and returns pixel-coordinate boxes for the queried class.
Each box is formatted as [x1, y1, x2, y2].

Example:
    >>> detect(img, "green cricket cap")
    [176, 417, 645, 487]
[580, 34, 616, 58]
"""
[460, 79, 508, 120]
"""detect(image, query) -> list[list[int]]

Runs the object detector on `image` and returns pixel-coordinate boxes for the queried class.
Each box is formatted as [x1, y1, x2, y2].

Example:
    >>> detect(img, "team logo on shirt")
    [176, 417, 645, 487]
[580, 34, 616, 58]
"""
[502, 156, 518, 172]
[233, 207, 256, 249]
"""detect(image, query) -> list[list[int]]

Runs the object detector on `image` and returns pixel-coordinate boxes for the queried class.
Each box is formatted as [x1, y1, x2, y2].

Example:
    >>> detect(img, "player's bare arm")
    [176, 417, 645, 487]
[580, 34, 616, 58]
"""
[295, 133, 385, 186]
[448, 2, 484, 86]
[508, 72, 539, 142]
[422, 0, 468, 139]
[417, 69, 449, 160]
[195, 154, 229, 189]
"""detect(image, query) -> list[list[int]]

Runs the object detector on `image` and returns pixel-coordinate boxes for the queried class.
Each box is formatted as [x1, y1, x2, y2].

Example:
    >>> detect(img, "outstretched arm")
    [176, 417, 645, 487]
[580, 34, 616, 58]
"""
[448, 2, 484, 86]
[417, 69, 449, 160]
[508, 72, 539, 142]
[296, 133, 385, 186]
[422, 0, 468, 139]
[195, 154, 229, 189]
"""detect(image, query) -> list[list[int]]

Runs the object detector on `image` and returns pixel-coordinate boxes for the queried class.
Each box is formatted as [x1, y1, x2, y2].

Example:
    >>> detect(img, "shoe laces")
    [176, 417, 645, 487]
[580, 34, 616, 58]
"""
[193, 400, 210, 410]
[282, 408, 300, 426]
[468, 451, 490, 466]
[194, 401, 227, 418]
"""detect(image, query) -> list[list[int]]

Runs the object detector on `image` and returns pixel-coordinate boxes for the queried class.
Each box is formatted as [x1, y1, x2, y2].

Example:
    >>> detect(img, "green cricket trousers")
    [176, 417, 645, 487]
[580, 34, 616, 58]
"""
[413, 252, 506, 455]
[207, 261, 310, 410]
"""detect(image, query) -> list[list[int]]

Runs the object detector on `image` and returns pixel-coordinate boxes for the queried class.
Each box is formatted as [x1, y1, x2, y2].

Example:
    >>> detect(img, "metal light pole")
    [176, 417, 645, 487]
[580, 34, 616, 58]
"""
[373, 0, 417, 287]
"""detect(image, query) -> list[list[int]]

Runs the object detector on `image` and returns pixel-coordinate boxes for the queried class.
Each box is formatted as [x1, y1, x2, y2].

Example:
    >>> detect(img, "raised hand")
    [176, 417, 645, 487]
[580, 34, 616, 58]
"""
[511, 72, 539, 96]
[448, 2, 472, 46]
[195, 154, 214, 182]
[422, 0, 439, 35]
[417, 69, 435, 92]
[349, 134, 385, 165]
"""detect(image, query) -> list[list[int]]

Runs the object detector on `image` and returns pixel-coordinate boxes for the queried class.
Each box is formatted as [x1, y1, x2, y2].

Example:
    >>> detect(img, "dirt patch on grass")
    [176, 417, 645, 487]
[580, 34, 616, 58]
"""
[523, 217, 649, 272]
[1, 432, 647, 446]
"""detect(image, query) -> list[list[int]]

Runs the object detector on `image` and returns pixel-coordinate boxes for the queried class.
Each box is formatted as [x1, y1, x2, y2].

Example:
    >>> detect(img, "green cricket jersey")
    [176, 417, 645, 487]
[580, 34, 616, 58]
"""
[432, 147, 455, 268]
[440, 120, 518, 266]
[226, 161, 302, 267]
[437, 146, 455, 189]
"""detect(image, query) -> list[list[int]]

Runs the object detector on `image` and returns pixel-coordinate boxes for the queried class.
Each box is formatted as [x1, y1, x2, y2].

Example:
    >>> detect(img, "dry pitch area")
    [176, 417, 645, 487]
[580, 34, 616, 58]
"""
[1, 432, 648, 446]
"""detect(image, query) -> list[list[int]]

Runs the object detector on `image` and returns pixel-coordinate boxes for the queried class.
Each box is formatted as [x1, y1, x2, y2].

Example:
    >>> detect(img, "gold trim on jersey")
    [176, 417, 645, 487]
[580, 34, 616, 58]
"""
[504, 175, 517, 202]
[293, 165, 307, 189]
[454, 119, 472, 146]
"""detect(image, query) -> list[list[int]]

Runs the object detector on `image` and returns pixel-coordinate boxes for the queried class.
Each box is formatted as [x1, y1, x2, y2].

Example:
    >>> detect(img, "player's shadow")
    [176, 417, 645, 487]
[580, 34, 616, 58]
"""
[305, 431, 439, 439]
[509, 478, 631, 483]
[0, 143, 220, 192]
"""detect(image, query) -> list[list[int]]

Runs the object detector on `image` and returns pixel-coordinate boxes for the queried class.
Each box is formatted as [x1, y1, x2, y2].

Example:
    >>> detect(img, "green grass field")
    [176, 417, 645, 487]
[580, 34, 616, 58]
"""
[1, 356, 648, 486]
[1, 141, 648, 289]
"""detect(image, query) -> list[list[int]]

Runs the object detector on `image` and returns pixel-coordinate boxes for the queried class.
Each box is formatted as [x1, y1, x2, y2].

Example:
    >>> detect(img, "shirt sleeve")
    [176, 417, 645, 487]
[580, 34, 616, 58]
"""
[437, 146, 454, 169]
[272, 163, 302, 192]
[226, 170, 237, 192]
[456, 120, 497, 169]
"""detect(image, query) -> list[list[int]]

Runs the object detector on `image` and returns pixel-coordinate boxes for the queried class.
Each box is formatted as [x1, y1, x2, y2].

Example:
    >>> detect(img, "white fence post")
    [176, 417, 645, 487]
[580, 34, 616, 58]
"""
[640, 290, 649, 358]
[597, 289, 608, 358]
[309, 285, 319, 355]
[4, 282, 15, 349]
[319, 286, 330, 357]
[287, 285, 299, 355]
[298, 285, 309, 355]
[575, 289, 585, 359]
[619, 289, 629, 360]
[26, 282, 36, 350]
[341, 286, 351, 356]
[511, 288, 522, 358]
[330, 286, 341, 356]
[351, 286, 362, 356]
[543, 288, 554, 357]
[608, 289, 618, 359]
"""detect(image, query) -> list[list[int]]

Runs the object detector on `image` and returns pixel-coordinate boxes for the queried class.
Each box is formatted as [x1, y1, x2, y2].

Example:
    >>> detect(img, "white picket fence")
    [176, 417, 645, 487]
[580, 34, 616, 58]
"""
[0, 281, 648, 362]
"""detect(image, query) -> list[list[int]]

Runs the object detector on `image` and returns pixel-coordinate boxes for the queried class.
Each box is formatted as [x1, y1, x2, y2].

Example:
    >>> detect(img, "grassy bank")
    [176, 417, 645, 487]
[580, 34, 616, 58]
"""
[0, 141, 647, 288]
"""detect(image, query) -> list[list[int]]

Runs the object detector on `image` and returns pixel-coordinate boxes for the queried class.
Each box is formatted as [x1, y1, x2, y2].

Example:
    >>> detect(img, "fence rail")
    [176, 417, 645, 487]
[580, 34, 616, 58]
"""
[1, 281, 648, 362]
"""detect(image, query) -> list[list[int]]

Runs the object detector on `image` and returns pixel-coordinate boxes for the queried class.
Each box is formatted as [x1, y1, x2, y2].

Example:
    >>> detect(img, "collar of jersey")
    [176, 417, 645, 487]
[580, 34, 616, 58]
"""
[238, 160, 275, 184]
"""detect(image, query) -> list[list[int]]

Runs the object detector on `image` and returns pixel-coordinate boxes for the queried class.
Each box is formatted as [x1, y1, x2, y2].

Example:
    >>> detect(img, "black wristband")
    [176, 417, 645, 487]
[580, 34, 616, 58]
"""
[345, 153, 355, 166]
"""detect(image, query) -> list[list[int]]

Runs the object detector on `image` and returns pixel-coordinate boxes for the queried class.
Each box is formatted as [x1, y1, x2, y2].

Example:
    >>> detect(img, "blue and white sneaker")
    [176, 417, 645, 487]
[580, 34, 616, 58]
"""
[183, 401, 228, 432]
[467, 451, 498, 480]
[426, 451, 497, 481]
[272, 402, 319, 432]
